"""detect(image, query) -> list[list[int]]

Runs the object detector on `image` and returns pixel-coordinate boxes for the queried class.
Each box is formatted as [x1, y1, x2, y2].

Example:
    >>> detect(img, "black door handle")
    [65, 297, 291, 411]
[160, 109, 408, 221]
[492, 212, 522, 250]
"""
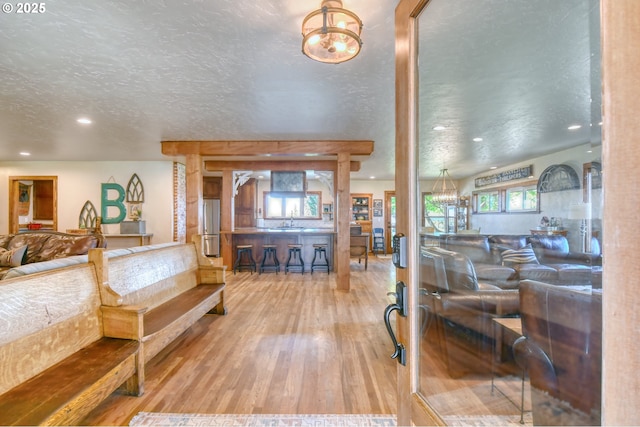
[384, 281, 407, 366]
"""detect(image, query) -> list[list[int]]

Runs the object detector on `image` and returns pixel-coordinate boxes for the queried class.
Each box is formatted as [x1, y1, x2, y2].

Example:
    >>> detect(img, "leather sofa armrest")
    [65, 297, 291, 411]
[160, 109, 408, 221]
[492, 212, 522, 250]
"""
[438, 289, 519, 316]
[542, 251, 600, 266]
[565, 251, 601, 266]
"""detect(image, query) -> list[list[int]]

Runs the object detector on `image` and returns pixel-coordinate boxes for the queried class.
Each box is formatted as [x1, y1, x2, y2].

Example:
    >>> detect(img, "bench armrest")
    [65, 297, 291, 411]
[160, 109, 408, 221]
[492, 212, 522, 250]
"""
[198, 265, 226, 284]
[101, 305, 147, 340]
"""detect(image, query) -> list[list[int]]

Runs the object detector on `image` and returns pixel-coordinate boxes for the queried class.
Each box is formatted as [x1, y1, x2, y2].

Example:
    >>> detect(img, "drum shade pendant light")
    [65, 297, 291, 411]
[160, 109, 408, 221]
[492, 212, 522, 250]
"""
[431, 169, 459, 204]
[302, 0, 363, 64]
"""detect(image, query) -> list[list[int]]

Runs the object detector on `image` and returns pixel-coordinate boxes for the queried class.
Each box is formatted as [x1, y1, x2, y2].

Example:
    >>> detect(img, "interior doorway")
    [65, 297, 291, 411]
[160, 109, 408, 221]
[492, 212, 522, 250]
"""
[384, 191, 396, 254]
[8, 176, 58, 234]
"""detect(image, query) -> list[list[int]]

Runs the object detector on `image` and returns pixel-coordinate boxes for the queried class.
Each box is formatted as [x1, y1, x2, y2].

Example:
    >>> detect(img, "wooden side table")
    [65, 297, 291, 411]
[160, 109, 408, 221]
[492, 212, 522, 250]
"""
[530, 228, 568, 236]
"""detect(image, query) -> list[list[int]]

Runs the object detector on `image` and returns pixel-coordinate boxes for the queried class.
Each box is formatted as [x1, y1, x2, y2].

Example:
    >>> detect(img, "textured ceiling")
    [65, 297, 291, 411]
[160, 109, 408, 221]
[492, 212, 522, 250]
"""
[0, 0, 600, 180]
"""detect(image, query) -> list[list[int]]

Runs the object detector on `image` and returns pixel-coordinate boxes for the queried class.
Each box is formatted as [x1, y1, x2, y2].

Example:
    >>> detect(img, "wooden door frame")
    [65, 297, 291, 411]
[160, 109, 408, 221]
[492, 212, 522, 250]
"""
[8, 176, 58, 234]
[395, 0, 439, 426]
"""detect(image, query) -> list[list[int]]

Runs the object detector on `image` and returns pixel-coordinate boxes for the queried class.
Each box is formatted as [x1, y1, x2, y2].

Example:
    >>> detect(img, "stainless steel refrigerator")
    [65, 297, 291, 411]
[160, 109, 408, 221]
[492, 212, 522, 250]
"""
[203, 199, 220, 257]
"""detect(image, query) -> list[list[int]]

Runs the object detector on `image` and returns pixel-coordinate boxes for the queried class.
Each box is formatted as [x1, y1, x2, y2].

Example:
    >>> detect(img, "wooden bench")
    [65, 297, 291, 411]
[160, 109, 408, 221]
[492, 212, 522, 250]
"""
[0, 263, 141, 426]
[89, 237, 226, 364]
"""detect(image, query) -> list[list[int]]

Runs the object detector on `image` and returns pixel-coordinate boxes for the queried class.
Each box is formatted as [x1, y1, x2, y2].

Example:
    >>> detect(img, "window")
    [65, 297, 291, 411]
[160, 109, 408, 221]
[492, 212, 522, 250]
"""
[477, 191, 500, 213]
[264, 191, 321, 219]
[506, 185, 538, 212]
[422, 193, 446, 232]
[472, 180, 539, 214]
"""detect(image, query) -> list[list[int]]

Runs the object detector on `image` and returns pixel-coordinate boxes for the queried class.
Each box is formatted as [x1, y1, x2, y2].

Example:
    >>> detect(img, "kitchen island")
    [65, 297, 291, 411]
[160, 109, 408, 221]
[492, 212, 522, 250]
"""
[221, 228, 336, 272]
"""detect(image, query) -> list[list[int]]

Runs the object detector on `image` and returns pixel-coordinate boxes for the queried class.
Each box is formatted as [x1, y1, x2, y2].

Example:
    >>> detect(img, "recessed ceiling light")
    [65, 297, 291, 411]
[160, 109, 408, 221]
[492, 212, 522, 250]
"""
[77, 117, 92, 124]
[473, 137, 483, 142]
[19, 152, 31, 156]
[433, 125, 446, 131]
[587, 150, 593, 153]
[568, 124, 582, 130]
[369, 176, 375, 179]
[490, 166, 497, 170]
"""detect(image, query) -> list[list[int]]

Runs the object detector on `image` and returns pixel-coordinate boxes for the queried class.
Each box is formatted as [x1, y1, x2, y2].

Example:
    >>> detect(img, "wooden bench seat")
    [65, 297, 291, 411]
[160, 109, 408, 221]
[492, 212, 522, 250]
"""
[90, 237, 226, 364]
[0, 338, 138, 426]
[144, 284, 225, 336]
[0, 264, 141, 426]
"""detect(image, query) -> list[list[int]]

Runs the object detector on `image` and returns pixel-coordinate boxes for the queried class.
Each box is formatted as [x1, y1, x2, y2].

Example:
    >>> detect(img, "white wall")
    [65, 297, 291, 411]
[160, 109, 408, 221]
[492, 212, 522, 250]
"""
[458, 143, 603, 251]
[0, 161, 175, 243]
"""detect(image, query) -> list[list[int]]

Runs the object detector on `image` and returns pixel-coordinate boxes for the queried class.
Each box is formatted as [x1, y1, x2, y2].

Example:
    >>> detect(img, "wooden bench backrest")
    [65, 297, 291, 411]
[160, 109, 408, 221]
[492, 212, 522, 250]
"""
[0, 264, 103, 395]
[91, 243, 200, 309]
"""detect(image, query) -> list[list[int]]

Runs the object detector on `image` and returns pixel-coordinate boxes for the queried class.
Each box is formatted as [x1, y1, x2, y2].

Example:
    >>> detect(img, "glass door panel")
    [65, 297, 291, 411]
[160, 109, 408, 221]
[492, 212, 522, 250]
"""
[407, 0, 604, 425]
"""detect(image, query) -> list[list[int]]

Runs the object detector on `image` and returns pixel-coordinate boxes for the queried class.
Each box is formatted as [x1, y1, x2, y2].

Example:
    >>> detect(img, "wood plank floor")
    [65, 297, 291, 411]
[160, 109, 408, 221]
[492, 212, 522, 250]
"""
[80, 256, 399, 426]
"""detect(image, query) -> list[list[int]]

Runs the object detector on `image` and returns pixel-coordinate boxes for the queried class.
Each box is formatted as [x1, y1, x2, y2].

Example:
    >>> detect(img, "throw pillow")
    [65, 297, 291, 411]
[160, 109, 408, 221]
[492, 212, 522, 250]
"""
[501, 243, 539, 265]
[0, 245, 28, 267]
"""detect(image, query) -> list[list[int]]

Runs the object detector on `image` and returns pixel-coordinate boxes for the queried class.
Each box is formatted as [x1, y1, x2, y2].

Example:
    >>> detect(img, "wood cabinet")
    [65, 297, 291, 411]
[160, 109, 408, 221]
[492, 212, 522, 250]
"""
[203, 177, 222, 199]
[235, 178, 256, 228]
[351, 193, 373, 249]
[351, 193, 372, 221]
[33, 180, 54, 220]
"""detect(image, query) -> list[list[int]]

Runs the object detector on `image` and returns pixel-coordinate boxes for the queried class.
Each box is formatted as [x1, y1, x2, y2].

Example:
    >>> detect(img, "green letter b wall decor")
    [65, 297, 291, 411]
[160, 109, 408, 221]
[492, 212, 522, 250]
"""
[101, 183, 126, 224]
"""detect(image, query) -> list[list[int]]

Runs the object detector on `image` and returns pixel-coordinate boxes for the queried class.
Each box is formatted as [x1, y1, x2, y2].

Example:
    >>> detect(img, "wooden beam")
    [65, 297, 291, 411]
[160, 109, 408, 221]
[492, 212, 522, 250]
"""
[185, 155, 203, 245]
[220, 169, 234, 268]
[335, 152, 351, 291]
[162, 140, 374, 156]
[204, 160, 361, 172]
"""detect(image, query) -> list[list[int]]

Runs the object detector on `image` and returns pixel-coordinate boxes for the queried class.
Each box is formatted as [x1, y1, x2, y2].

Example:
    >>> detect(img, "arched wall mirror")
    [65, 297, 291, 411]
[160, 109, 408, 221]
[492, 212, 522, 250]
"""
[8, 176, 58, 233]
[407, 0, 602, 424]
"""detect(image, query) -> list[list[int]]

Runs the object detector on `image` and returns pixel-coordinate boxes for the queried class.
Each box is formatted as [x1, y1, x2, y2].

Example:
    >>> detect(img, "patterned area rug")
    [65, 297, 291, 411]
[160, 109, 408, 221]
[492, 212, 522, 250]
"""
[130, 412, 533, 426]
[442, 413, 533, 426]
[129, 413, 397, 426]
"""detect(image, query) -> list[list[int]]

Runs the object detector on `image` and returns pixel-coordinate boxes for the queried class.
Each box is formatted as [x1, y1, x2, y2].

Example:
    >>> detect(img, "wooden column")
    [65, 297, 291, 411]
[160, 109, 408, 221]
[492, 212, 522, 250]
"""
[220, 169, 234, 268]
[336, 152, 351, 291]
[185, 154, 203, 245]
[601, 0, 640, 424]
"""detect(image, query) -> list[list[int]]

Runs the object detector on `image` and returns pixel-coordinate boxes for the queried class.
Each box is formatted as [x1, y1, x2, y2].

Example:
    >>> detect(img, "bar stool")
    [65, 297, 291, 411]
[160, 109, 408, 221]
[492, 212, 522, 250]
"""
[260, 244, 280, 274]
[311, 243, 330, 274]
[285, 244, 304, 274]
[233, 244, 256, 274]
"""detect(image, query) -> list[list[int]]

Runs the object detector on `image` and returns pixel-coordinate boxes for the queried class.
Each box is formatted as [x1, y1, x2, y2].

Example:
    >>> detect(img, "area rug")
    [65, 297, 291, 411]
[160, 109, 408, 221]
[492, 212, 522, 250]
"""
[129, 413, 397, 426]
[442, 413, 532, 426]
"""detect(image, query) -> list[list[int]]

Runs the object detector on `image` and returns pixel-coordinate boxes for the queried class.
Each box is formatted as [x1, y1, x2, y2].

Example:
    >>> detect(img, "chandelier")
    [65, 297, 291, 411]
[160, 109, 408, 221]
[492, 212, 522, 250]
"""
[301, 0, 363, 64]
[431, 169, 459, 204]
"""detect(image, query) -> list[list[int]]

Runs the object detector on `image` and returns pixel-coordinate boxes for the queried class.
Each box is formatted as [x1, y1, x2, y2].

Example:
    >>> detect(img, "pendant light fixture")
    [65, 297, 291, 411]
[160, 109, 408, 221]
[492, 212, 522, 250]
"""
[301, 0, 363, 64]
[431, 169, 459, 204]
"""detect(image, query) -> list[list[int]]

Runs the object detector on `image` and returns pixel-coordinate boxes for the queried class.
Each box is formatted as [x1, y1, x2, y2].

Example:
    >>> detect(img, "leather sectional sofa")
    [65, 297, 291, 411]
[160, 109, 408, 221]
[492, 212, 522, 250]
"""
[0, 230, 106, 279]
[420, 246, 520, 376]
[433, 234, 601, 288]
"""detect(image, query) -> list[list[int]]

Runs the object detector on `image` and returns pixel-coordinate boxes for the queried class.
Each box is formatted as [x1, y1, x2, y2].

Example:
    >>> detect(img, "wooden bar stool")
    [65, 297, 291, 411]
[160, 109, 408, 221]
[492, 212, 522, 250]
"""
[260, 244, 280, 274]
[233, 244, 256, 274]
[285, 244, 304, 274]
[311, 243, 330, 274]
